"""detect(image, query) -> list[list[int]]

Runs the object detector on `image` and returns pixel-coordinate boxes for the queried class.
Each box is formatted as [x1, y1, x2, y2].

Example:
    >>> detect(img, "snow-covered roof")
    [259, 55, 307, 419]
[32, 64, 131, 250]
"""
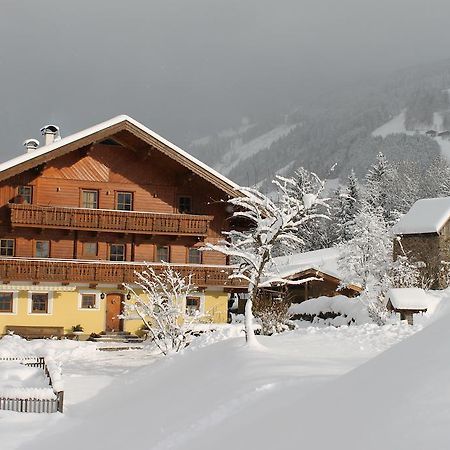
[387, 288, 432, 310]
[0, 115, 241, 196]
[259, 247, 360, 289]
[392, 197, 450, 235]
[269, 247, 341, 280]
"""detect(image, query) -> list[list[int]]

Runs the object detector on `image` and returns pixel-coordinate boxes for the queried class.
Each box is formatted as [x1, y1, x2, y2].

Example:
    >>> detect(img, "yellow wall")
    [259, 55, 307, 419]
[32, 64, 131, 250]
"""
[204, 291, 228, 323]
[0, 290, 106, 335]
[0, 287, 230, 336]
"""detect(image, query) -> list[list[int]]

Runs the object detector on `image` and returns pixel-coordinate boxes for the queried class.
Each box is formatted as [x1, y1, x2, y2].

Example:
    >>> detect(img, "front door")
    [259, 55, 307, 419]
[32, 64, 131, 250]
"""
[105, 293, 123, 331]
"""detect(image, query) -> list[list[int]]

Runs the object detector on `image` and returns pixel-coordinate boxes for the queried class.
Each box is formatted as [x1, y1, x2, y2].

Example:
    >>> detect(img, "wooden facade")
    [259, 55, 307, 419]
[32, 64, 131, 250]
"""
[0, 121, 238, 279]
[0, 116, 246, 335]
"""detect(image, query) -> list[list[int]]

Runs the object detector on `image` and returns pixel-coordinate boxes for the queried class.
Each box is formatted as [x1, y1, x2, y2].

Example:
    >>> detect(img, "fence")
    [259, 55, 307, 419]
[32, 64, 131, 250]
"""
[0, 356, 64, 413]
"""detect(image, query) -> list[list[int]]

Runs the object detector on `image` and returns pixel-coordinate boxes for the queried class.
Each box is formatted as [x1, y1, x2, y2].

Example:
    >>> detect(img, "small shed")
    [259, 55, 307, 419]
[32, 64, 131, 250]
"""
[261, 248, 361, 304]
[425, 129, 437, 137]
[386, 288, 431, 325]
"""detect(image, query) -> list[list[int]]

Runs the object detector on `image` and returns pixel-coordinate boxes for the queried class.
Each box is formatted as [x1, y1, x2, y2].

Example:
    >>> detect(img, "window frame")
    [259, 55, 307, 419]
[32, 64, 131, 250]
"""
[156, 245, 170, 263]
[185, 294, 204, 317]
[187, 247, 202, 264]
[116, 191, 133, 211]
[0, 292, 16, 315]
[18, 186, 33, 204]
[178, 196, 192, 214]
[35, 240, 50, 258]
[78, 292, 99, 310]
[28, 292, 52, 315]
[82, 242, 98, 258]
[109, 243, 126, 262]
[81, 189, 99, 209]
[0, 239, 15, 257]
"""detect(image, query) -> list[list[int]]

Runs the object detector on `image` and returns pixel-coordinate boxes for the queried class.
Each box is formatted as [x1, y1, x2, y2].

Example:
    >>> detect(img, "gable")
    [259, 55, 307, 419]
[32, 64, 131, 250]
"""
[0, 115, 241, 198]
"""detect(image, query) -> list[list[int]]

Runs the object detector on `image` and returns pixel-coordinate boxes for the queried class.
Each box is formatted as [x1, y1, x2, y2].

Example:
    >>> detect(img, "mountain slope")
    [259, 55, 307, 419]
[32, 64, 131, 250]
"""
[189, 59, 450, 187]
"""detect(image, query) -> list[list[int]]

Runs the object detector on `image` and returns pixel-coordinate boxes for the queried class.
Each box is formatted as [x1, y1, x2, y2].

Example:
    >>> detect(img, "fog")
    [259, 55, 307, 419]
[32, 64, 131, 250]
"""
[0, 0, 449, 158]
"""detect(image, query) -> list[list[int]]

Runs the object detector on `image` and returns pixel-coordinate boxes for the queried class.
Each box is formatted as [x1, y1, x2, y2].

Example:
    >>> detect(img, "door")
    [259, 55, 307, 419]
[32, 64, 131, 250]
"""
[105, 293, 124, 331]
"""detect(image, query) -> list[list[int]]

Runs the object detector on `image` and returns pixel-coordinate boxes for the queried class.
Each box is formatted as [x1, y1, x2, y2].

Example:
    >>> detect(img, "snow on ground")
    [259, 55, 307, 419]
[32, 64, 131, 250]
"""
[215, 124, 296, 176]
[187, 310, 450, 450]
[10, 322, 418, 450]
[371, 109, 450, 163]
[372, 110, 414, 137]
[0, 338, 158, 450]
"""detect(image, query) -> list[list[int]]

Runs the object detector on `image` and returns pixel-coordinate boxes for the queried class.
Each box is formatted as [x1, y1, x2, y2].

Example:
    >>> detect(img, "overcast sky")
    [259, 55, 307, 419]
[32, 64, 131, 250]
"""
[0, 0, 450, 158]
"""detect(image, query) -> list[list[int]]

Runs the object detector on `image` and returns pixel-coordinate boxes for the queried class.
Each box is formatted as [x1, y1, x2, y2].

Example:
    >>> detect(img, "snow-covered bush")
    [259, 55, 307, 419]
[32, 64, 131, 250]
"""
[253, 291, 293, 335]
[289, 295, 371, 326]
[123, 264, 197, 356]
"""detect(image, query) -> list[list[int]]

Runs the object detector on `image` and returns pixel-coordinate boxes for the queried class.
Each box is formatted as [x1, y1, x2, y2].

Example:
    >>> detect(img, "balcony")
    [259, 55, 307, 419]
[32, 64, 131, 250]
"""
[0, 258, 246, 288]
[9, 204, 213, 237]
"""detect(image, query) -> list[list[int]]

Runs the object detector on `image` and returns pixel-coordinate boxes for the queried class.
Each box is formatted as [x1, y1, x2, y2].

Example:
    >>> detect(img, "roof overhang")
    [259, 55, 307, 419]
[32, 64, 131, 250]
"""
[262, 267, 362, 292]
[0, 115, 242, 198]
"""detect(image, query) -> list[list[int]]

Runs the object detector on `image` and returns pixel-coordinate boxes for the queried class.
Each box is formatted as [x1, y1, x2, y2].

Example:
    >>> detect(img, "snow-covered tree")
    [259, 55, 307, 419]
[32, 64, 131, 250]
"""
[122, 264, 196, 355]
[365, 152, 397, 224]
[333, 170, 361, 243]
[205, 172, 329, 346]
[389, 254, 421, 288]
[337, 202, 392, 323]
[282, 167, 332, 252]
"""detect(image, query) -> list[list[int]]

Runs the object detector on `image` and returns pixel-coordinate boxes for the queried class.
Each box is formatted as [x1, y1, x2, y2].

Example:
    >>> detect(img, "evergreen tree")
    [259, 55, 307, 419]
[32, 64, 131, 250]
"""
[365, 152, 397, 224]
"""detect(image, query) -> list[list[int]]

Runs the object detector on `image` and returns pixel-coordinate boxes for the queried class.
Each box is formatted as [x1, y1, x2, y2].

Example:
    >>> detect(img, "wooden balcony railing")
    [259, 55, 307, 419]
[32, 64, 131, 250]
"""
[0, 258, 246, 288]
[9, 204, 213, 236]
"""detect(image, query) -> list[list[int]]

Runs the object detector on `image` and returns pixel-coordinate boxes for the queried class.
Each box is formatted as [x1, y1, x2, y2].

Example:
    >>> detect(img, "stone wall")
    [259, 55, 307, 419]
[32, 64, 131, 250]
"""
[394, 233, 443, 288]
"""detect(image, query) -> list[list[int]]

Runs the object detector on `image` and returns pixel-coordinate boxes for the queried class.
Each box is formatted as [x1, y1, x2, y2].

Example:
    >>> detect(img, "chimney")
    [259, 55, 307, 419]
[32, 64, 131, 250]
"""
[40, 124, 60, 146]
[23, 138, 40, 153]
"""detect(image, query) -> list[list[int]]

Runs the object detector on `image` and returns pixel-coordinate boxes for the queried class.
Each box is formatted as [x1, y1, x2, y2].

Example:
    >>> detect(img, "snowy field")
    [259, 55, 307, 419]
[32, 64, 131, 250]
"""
[0, 322, 422, 450]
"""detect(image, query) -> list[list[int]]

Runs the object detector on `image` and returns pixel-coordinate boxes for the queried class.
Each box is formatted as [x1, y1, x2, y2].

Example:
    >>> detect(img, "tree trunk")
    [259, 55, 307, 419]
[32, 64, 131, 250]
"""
[244, 286, 258, 347]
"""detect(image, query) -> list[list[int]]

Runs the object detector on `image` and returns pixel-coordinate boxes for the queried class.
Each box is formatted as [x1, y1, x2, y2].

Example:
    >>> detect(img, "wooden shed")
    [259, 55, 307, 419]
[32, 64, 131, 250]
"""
[386, 288, 431, 325]
[260, 248, 361, 306]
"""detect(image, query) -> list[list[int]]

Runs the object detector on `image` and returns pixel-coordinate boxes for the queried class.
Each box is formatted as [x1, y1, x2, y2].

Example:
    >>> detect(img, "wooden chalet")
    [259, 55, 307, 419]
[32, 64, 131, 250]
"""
[0, 115, 246, 338]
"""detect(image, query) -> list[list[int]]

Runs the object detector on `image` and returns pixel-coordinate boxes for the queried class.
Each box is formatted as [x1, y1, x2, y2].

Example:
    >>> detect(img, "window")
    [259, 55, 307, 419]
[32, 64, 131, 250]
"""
[81, 294, 96, 309]
[35, 240, 50, 258]
[110, 244, 125, 261]
[82, 242, 98, 257]
[31, 293, 48, 314]
[188, 247, 202, 264]
[81, 190, 98, 209]
[156, 245, 170, 262]
[18, 186, 32, 204]
[0, 293, 13, 313]
[0, 239, 14, 257]
[186, 296, 201, 316]
[116, 192, 133, 211]
[178, 196, 192, 214]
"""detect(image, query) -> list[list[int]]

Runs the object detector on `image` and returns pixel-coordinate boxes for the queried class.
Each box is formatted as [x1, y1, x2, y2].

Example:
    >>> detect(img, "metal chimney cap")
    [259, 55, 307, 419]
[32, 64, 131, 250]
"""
[22, 138, 40, 148]
[40, 124, 59, 135]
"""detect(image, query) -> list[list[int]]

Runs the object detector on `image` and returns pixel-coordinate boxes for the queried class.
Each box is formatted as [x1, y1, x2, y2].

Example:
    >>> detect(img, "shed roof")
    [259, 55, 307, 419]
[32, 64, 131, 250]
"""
[261, 247, 360, 291]
[0, 115, 241, 197]
[387, 288, 431, 310]
[392, 197, 450, 235]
